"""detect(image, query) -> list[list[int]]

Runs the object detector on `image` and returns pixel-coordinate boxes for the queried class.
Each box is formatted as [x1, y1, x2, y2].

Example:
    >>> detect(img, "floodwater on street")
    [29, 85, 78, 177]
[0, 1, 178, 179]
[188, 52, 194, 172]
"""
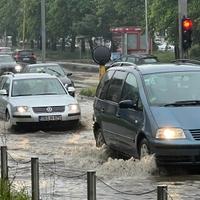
[1, 70, 200, 199]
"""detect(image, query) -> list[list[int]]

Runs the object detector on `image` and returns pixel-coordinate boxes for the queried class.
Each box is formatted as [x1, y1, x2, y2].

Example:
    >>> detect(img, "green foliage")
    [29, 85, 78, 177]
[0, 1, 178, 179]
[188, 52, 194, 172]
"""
[153, 51, 175, 63]
[189, 45, 200, 60]
[149, 0, 200, 45]
[1, 0, 200, 53]
[79, 87, 96, 97]
[0, 179, 30, 200]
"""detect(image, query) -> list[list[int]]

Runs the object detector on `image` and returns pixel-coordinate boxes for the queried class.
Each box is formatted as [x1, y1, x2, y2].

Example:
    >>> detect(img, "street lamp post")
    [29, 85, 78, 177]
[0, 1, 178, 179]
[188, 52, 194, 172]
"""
[23, 0, 26, 48]
[145, 0, 149, 54]
[41, 0, 46, 63]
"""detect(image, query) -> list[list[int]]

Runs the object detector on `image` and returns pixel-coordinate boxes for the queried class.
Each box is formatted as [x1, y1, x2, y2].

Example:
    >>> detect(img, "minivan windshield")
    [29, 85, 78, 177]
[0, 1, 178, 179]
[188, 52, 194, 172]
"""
[144, 71, 200, 106]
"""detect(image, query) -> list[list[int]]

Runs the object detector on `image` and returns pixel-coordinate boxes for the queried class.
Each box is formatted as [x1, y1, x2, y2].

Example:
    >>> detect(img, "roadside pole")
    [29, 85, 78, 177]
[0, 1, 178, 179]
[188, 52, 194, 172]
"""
[145, 0, 149, 54]
[178, 0, 187, 59]
[41, 0, 46, 63]
[99, 65, 106, 80]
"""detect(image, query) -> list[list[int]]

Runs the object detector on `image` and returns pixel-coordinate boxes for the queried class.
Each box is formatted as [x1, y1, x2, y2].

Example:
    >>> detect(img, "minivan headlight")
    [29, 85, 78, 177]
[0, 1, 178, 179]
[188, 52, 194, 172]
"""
[156, 128, 186, 139]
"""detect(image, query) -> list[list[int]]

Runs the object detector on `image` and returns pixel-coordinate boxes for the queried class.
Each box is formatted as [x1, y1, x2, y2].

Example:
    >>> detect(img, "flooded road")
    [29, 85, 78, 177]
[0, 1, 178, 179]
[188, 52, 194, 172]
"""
[1, 70, 200, 199]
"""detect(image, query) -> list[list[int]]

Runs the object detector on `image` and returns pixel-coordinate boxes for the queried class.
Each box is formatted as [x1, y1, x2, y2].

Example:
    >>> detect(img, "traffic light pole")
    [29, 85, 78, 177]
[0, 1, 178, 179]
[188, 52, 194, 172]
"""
[178, 0, 187, 59]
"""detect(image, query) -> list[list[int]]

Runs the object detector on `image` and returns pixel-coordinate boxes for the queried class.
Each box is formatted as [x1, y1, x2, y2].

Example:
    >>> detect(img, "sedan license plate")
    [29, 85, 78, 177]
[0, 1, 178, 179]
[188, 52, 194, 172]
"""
[23, 58, 30, 61]
[39, 115, 62, 121]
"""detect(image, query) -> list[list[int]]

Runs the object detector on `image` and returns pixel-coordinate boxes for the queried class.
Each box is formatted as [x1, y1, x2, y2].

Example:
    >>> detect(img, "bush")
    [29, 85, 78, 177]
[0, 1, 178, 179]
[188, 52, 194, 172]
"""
[0, 179, 30, 200]
[189, 45, 200, 60]
[153, 51, 175, 63]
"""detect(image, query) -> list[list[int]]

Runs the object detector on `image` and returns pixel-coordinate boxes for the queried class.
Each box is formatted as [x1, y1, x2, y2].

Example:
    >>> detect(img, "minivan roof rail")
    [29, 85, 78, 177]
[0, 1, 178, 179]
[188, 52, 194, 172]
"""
[171, 59, 200, 65]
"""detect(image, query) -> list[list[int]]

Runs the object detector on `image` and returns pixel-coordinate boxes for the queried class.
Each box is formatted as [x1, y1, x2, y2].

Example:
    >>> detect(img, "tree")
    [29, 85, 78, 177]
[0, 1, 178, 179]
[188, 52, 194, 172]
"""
[149, 0, 200, 50]
[0, 0, 21, 46]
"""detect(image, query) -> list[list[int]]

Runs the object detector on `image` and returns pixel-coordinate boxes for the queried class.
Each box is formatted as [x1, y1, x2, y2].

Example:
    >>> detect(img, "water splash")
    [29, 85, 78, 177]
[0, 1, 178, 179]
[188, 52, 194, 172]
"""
[62, 141, 157, 179]
[97, 155, 157, 178]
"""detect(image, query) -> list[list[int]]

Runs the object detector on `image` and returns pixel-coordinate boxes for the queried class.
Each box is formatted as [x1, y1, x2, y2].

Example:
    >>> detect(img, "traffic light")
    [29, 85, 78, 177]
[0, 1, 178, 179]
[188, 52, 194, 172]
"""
[182, 17, 193, 51]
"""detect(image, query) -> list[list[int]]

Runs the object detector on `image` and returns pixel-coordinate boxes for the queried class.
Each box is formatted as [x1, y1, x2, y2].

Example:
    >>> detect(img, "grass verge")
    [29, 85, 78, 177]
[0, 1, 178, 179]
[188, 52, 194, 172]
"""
[79, 87, 96, 97]
[0, 179, 30, 200]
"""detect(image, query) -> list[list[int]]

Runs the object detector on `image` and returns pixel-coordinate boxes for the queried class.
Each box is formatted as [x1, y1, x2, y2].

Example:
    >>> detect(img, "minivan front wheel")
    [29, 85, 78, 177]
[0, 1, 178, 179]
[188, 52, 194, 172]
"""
[139, 138, 150, 159]
[95, 128, 105, 147]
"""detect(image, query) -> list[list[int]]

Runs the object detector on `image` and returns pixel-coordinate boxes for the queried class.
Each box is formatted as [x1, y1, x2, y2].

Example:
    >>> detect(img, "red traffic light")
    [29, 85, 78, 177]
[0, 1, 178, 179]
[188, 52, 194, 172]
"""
[182, 18, 193, 31]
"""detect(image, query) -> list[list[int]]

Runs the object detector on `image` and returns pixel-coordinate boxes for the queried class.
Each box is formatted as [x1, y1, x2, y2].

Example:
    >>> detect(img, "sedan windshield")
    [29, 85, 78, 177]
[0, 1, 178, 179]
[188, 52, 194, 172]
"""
[144, 71, 200, 106]
[12, 78, 67, 97]
[29, 65, 65, 77]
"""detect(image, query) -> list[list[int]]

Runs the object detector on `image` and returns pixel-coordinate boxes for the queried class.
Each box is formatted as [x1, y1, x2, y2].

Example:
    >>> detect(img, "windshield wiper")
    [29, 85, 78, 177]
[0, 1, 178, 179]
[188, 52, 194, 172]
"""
[47, 68, 61, 76]
[35, 92, 58, 95]
[164, 100, 200, 107]
[13, 94, 33, 96]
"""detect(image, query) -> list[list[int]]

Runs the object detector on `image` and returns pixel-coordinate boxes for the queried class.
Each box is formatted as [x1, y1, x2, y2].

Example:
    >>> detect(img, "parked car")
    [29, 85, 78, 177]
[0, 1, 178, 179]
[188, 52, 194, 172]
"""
[93, 61, 200, 165]
[0, 54, 22, 74]
[157, 43, 175, 52]
[22, 63, 75, 97]
[0, 73, 80, 130]
[0, 47, 13, 55]
[105, 53, 158, 69]
[13, 49, 36, 64]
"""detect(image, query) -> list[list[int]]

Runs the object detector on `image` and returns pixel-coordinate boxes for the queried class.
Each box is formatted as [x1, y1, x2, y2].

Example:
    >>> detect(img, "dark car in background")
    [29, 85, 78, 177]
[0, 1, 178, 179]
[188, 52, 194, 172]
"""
[13, 49, 37, 64]
[22, 63, 76, 97]
[93, 61, 200, 166]
[105, 53, 158, 69]
[120, 54, 158, 65]
[0, 54, 22, 74]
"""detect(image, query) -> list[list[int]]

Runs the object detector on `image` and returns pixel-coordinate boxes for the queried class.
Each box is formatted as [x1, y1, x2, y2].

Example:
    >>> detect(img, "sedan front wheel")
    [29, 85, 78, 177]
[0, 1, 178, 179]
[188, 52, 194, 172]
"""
[4, 111, 12, 130]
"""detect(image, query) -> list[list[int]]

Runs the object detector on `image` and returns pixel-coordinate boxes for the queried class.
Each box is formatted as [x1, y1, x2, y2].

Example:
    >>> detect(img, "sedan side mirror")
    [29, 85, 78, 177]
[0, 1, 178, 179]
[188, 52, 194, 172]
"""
[67, 72, 72, 77]
[0, 89, 8, 96]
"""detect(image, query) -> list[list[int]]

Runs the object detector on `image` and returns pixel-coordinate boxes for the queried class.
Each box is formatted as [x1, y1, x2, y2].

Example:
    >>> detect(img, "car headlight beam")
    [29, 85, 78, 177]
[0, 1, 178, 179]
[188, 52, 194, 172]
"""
[68, 104, 80, 114]
[156, 128, 186, 139]
[15, 65, 22, 72]
[16, 106, 28, 113]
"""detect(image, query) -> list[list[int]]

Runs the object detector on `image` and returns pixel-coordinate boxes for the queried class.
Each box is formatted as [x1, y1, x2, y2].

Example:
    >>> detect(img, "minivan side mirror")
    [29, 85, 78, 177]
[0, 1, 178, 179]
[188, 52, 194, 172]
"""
[0, 89, 8, 96]
[119, 100, 135, 109]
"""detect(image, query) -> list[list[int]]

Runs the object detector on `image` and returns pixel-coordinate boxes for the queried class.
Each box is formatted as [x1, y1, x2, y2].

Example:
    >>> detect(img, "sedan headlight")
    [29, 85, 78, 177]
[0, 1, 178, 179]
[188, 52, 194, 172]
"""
[156, 128, 186, 139]
[15, 65, 22, 72]
[16, 106, 29, 113]
[68, 104, 80, 114]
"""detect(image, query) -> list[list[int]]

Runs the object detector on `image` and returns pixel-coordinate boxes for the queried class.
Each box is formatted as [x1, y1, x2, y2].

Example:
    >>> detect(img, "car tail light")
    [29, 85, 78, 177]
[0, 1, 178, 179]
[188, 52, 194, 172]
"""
[15, 53, 20, 59]
[32, 54, 36, 59]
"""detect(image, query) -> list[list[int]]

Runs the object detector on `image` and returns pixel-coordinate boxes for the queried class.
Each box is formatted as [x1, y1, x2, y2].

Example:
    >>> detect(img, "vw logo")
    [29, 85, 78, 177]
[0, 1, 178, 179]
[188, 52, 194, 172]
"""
[46, 106, 53, 113]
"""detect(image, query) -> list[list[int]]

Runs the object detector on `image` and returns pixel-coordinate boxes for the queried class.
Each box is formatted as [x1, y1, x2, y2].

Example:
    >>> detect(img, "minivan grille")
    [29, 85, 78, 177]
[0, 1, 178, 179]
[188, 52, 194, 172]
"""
[32, 106, 65, 113]
[190, 129, 200, 140]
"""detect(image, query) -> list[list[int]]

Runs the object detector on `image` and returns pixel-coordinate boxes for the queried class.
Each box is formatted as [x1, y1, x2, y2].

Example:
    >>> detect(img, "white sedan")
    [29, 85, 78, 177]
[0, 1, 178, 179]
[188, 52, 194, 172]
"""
[0, 73, 81, 130]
